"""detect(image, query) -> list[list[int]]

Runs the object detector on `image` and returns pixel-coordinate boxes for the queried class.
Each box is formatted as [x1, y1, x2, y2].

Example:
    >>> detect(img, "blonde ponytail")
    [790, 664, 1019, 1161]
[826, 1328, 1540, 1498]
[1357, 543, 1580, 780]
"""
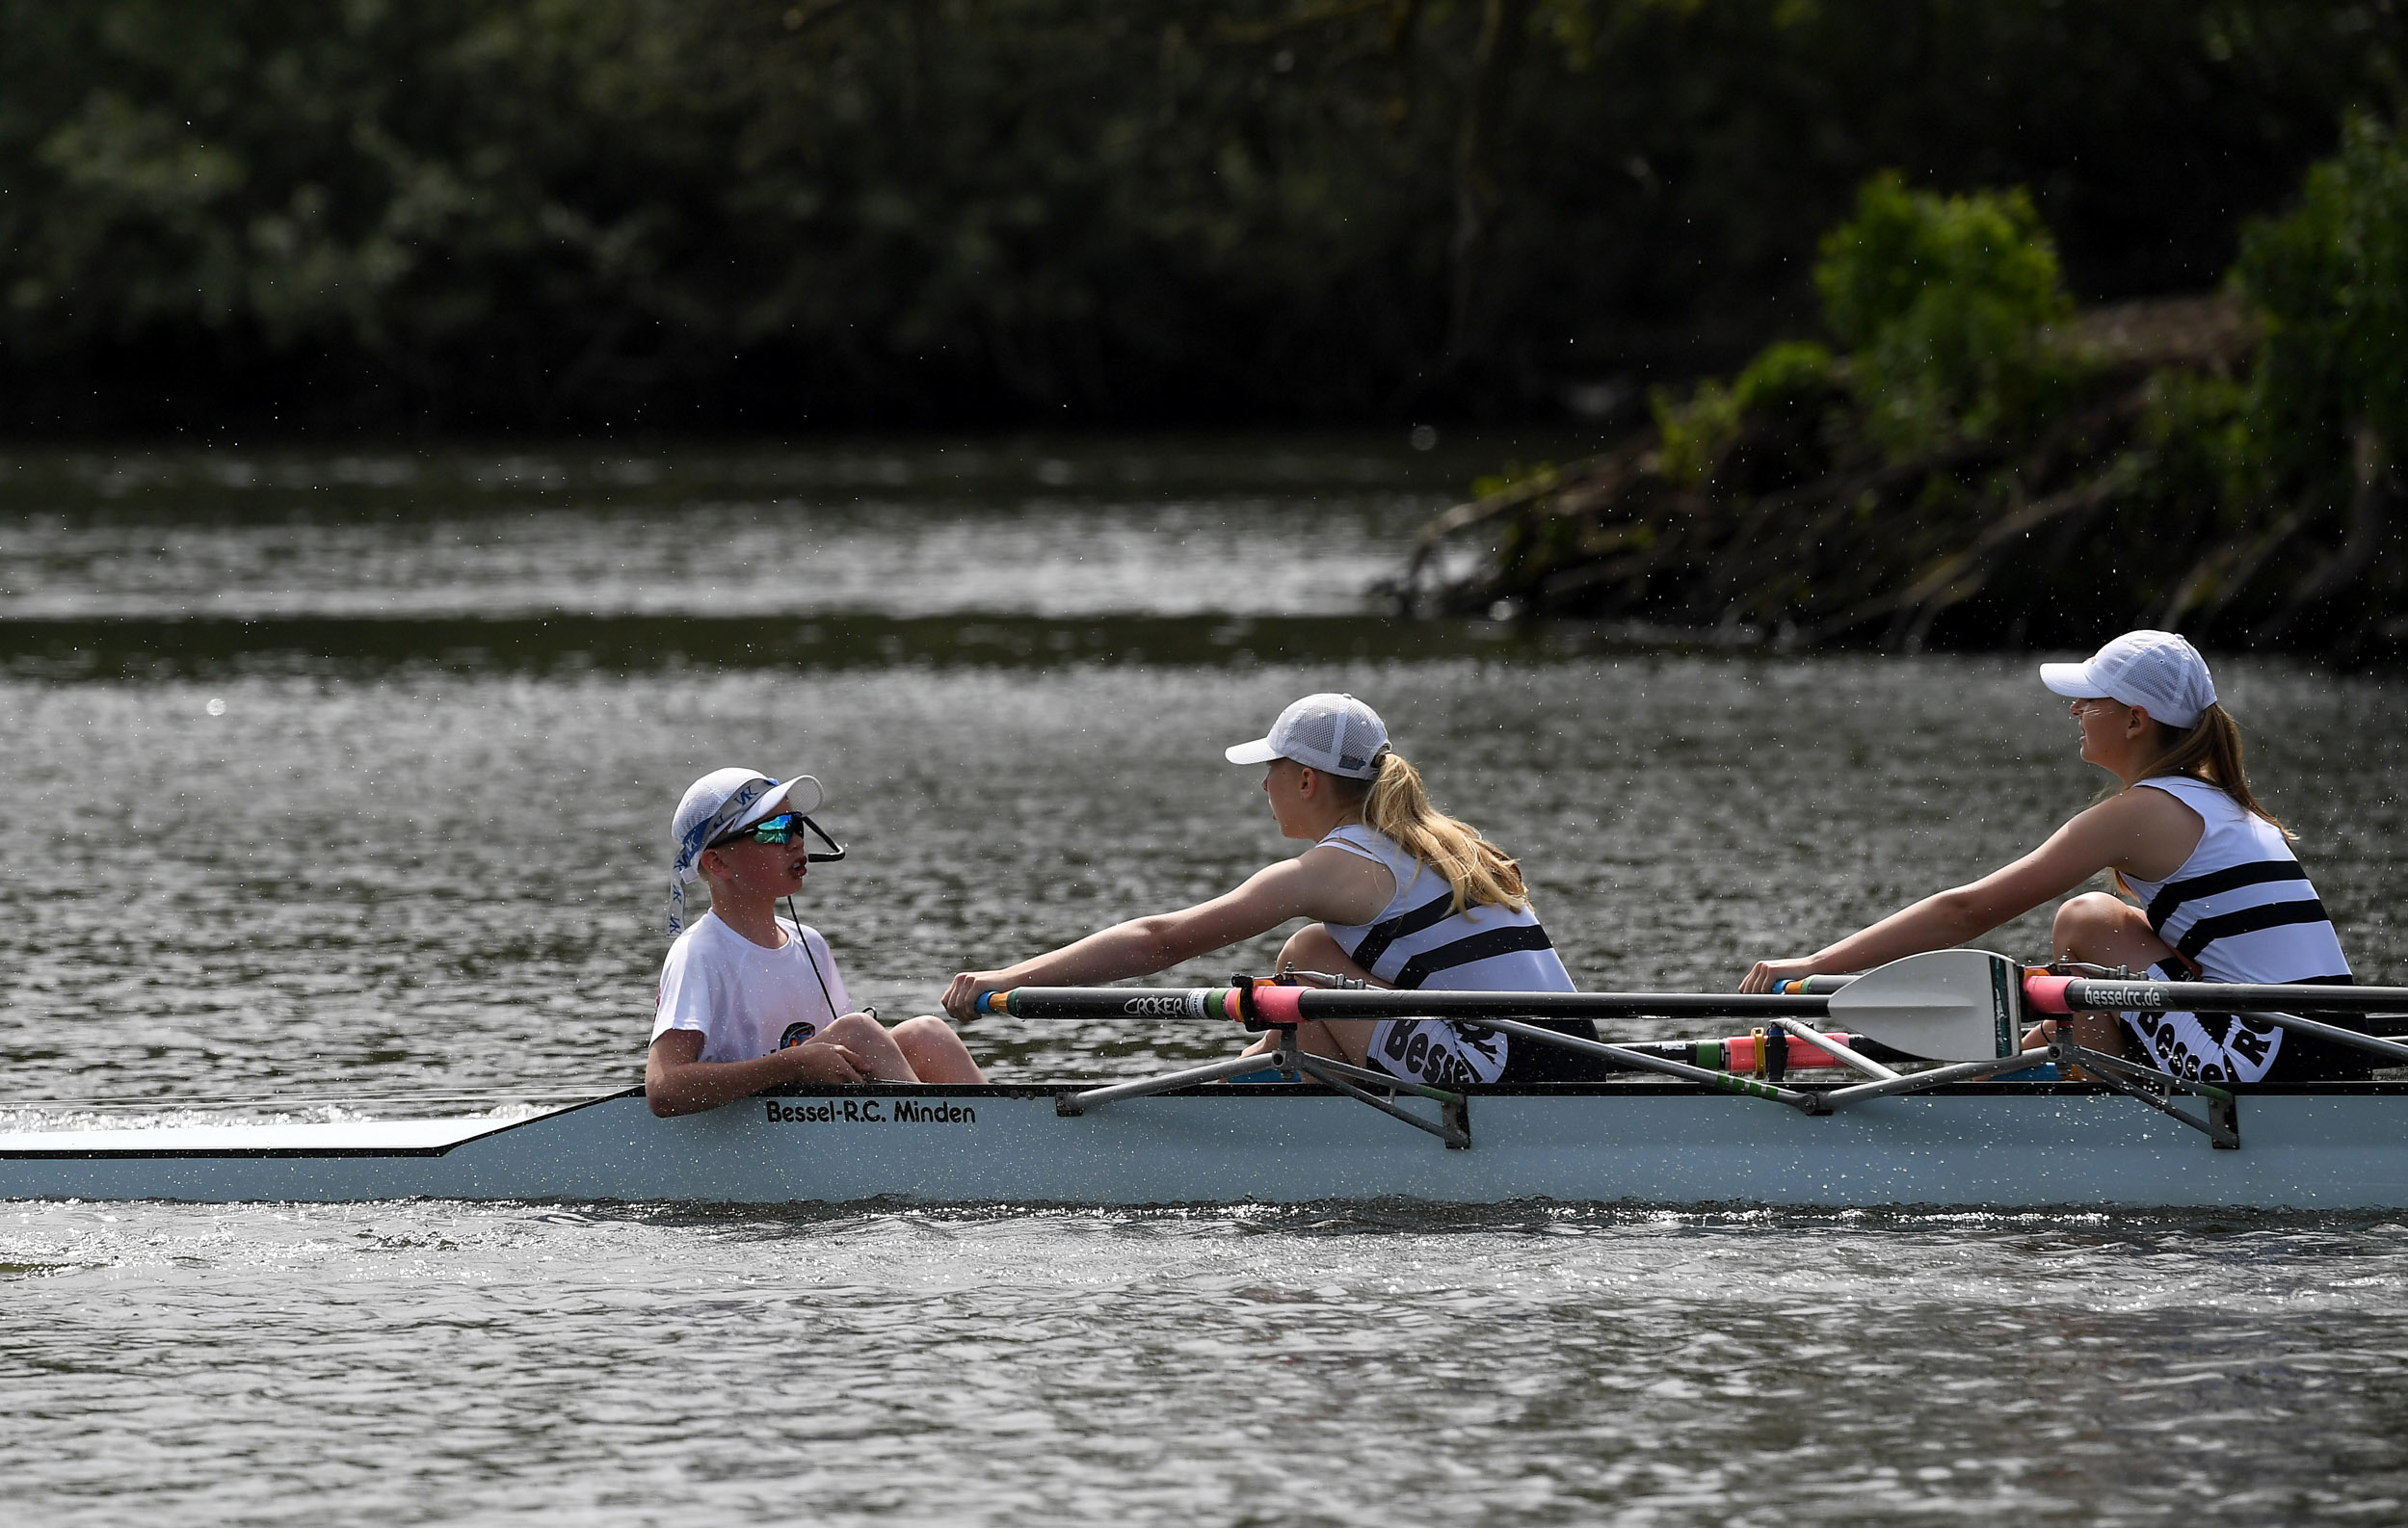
[1333, 752, 1531, 913]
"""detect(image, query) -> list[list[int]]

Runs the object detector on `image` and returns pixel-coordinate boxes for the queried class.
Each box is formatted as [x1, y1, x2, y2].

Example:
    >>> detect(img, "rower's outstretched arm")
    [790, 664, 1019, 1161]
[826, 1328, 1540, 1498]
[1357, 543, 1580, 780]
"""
[942, 849, 1389, 1019]
[1738, 791, 2185, 992]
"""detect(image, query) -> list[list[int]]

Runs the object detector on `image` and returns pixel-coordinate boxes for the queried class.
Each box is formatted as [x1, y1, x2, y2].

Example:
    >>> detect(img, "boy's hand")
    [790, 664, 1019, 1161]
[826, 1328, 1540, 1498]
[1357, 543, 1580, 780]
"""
[782, 1041, 868, 1085]
[943, 972, 1003, 1022]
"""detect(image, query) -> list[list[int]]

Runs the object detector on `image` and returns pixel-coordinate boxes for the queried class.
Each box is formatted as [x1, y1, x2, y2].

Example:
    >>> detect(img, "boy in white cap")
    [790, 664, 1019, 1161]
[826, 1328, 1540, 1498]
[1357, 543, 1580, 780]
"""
[648, 768, 984, 1117]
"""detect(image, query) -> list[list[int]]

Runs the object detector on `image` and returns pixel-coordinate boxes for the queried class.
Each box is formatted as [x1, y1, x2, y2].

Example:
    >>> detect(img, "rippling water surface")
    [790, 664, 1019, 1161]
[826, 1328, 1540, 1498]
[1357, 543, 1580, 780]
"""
[5, 440, 2407, 1524]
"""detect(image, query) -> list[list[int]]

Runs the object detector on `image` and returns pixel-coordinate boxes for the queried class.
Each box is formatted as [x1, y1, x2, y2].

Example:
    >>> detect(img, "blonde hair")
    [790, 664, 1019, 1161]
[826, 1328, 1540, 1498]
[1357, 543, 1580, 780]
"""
[2106, 701, 2290, 902]
[2136, 701, 2291, 838]
[2138, 707, 2283, 837]
[1329, 751, 1530, 913]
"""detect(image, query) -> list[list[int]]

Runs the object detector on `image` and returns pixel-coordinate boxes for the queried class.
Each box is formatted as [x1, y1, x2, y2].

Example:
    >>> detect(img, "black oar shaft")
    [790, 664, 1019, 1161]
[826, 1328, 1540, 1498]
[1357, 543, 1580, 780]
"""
[1291, 989, 1830, 1019]
[977, 987, 1831, 1021]
[2050, 978, 2408, 1015]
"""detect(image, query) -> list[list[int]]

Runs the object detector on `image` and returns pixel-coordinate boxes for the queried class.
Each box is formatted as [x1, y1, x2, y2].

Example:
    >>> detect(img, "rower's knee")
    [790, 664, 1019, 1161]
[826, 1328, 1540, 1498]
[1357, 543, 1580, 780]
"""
[1277, 924, 1347, 974]
[2052, 891, 2141, 963]
[1280, 924, 1380, 986]
[889, 1014, 985, 1084]
[889, 1014, 958, 1051]
[818, 1012, 888, 1048]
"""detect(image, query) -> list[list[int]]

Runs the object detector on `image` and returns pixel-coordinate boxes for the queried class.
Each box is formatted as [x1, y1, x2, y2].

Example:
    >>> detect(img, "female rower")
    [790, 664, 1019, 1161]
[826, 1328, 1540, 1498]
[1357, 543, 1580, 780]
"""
[941, 693, 1609, 1088]
[1739, 630, 2367, 1081]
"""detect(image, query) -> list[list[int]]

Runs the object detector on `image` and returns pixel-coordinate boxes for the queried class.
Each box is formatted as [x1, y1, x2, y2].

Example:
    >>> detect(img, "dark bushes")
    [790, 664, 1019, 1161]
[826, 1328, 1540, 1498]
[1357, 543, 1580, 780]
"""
[1398, 122, 2408, 660]
[0, 0, 2396, 432]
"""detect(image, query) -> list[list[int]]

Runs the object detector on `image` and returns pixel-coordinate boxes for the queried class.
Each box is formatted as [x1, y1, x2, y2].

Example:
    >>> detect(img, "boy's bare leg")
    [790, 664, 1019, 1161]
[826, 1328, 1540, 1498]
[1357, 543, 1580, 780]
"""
[815, 1013, 922, 1082]
[890, 1015, 987, 1084]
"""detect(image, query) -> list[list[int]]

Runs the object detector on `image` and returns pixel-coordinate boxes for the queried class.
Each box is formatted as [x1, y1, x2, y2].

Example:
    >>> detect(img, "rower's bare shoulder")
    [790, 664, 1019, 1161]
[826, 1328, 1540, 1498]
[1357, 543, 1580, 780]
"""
[2117, 781, 2209, 836]
[1294, 841, 1393, 882]
[2062, 782, 2205, 876]
[1291, 843, 1396, 921]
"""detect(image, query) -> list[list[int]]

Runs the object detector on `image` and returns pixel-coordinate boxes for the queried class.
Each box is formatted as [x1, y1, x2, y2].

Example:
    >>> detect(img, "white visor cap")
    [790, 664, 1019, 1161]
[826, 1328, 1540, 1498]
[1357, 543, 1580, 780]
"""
[672, 768, 826, 866]
[665, 768, 826, 937]
[1225, 693, 1390, 778]
[2039, 630, 2217, 729]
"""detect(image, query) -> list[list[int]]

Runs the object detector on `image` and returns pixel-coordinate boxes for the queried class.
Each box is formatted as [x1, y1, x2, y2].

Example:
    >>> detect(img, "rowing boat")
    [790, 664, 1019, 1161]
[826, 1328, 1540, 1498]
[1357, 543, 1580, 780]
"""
[7, 1078, 2408, 1208]
[7, 951, 2405, 1208]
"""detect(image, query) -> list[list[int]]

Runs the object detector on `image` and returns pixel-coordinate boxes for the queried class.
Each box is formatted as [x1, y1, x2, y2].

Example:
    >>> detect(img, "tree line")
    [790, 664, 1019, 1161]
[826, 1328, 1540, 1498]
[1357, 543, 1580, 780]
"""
[1, 0, 2397, 434]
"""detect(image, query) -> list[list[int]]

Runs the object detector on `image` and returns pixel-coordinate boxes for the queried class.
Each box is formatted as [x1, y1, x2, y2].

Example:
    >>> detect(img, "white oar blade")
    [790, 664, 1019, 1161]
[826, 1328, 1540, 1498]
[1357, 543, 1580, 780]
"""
[1826, 949, 2024, 1061]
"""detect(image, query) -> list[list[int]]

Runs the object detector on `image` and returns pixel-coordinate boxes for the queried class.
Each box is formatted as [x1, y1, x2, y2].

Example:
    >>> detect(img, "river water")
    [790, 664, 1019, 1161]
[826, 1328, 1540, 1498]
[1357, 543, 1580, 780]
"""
[3, 439, 2405, 1524]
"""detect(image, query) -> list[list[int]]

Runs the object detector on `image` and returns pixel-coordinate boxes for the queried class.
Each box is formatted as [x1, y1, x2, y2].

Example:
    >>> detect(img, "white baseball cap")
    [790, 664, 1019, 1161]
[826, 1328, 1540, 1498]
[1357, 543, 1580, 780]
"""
[2040, 630, 2217, 728]
[666, 768, 825, 935]
[1225, 693, 1390, 778]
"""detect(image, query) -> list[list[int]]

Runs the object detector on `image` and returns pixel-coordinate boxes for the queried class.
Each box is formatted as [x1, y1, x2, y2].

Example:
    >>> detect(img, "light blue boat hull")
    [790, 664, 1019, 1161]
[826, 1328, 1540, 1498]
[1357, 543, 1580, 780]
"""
[5, 1085, 2404, 1208]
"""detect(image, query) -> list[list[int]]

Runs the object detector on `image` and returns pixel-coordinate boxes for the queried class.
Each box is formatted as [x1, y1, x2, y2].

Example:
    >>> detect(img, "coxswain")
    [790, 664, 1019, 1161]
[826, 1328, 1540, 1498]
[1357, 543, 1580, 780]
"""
[648, 768, 985, 1117]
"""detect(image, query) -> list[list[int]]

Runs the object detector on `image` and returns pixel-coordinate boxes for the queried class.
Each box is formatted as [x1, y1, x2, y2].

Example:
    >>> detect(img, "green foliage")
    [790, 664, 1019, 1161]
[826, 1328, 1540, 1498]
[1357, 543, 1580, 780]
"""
[2236, 114, 2408, 477]
[1470, 461, 1561, 499]
[1652, 173, 2082, 485]
[0, 0, 2397, 429]
[1650, 341, 1837, 486]
[1733, 340, 1839, 417]
[1651, 378, 1744, 486]
[1813, 172, 2076, 455]
[2138, 369, 2252, 507]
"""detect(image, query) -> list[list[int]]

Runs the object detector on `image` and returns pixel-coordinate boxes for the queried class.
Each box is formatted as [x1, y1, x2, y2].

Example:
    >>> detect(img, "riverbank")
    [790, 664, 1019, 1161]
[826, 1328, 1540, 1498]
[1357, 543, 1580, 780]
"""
[1399, 138, 2408, 664]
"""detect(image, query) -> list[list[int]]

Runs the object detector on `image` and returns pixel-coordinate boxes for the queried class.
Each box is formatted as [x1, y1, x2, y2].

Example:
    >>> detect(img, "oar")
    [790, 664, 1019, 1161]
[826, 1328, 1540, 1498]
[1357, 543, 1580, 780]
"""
[974, 952, 2023, 1064]
[2025, 973, 2408, 1016]
[973, 986, 1825, 1106]
[976, 987, 1831, 1022]
[972, 952, 2022, 1061]
[2025, 975, 2408, 1066]
[1821, 948, 2026, 1061]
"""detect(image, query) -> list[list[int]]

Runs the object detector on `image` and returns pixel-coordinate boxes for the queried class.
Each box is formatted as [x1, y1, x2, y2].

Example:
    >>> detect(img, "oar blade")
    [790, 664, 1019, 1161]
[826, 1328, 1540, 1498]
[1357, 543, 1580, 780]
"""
[1826, 949, 2024, 1061]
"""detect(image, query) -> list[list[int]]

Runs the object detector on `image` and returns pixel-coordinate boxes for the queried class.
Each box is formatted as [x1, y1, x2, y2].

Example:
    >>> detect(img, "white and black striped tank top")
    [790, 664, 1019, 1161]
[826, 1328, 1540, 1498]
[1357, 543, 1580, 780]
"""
[2121, 776, 2350, 984]
[1316, 825, 1573, 991]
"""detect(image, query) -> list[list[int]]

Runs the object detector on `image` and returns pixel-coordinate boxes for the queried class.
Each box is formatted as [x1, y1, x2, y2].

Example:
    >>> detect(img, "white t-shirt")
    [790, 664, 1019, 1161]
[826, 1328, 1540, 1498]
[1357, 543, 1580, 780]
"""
[651, 913, 854, 1064]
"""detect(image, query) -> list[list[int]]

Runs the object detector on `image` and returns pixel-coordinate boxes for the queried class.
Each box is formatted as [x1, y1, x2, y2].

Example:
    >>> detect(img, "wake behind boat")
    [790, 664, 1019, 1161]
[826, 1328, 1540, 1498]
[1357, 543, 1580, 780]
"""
[9, 951, 2408, 1209]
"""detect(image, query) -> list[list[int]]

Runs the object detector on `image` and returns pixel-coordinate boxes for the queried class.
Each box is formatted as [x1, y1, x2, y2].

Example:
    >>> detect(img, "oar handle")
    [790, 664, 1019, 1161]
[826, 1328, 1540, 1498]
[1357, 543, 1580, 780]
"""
[1770, 974, 1859, 995]
[976, 987, 1253, 1020]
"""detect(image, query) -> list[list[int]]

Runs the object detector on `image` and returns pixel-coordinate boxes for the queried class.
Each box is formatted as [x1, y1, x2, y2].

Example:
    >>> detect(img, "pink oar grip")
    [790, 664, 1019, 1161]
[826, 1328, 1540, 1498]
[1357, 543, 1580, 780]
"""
[2023, 974, 2075, 1014]
[1251, 986, 1306, 1024]
[1725, 1032, 1852, 1070]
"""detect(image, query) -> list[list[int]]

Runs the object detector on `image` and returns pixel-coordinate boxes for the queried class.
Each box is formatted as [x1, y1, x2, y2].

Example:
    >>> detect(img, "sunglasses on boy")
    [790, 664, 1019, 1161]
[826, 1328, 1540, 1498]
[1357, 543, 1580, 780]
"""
[710, 812, 849, 862]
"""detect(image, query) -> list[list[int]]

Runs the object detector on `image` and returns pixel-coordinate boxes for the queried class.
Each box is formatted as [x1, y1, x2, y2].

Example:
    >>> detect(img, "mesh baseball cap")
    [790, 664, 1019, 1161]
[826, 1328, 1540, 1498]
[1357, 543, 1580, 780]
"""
[666, 768, 826, 935]
[2040, 630, 2217, 728]
[1224, 693, 1390, 778]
